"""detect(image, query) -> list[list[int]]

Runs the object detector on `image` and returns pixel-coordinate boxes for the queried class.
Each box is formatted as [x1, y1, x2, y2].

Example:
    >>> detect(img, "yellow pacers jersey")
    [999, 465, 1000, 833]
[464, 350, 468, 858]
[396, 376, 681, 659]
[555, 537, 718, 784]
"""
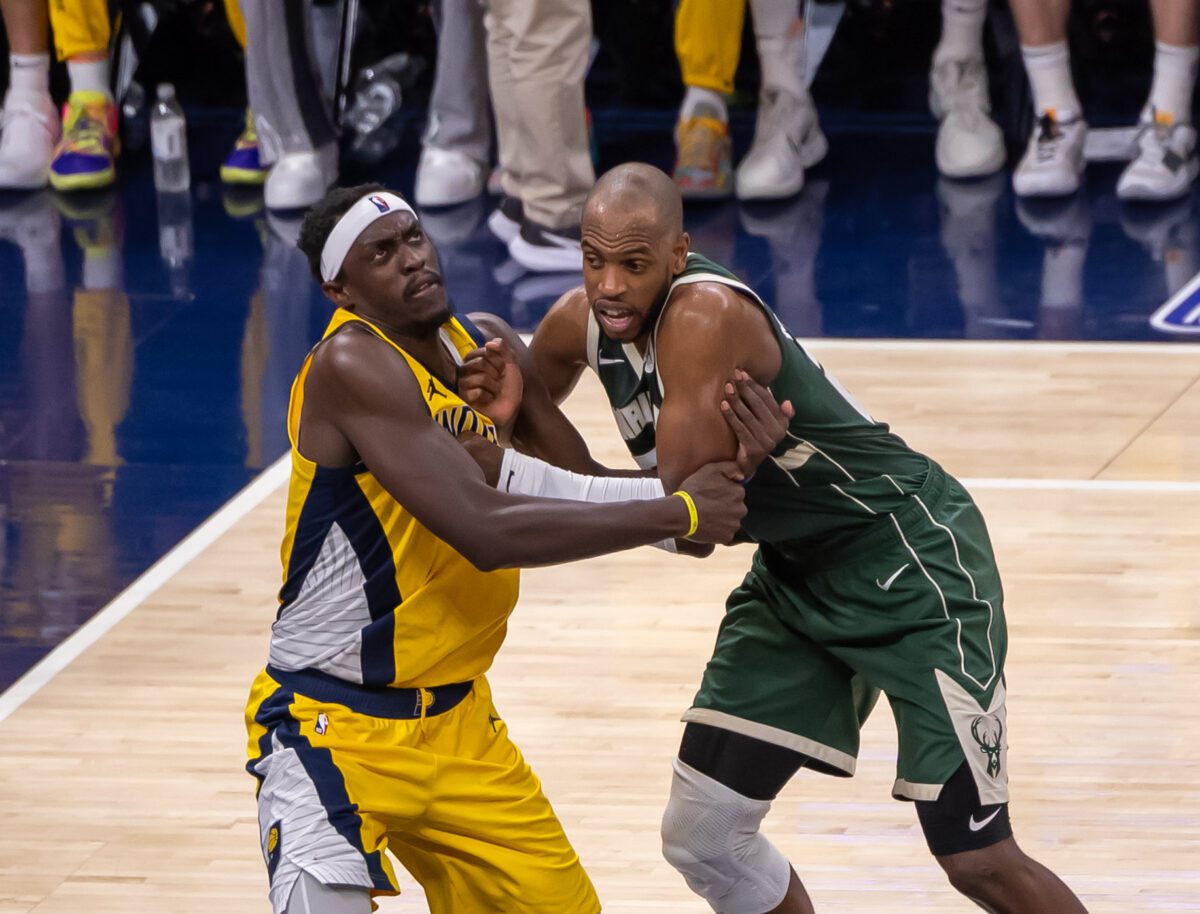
[269, 309, 519, 688]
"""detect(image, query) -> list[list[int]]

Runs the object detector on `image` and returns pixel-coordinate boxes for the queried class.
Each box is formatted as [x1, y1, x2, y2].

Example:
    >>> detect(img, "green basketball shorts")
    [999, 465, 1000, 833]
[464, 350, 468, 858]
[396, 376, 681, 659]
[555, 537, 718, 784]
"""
[685, 465, 1010, 805]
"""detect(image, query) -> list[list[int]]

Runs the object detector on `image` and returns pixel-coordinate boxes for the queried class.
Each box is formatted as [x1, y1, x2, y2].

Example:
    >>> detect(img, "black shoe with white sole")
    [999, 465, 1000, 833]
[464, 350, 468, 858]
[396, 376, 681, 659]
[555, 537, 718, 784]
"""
[508, 218, 582, 273]
[486, 194, 524, 244]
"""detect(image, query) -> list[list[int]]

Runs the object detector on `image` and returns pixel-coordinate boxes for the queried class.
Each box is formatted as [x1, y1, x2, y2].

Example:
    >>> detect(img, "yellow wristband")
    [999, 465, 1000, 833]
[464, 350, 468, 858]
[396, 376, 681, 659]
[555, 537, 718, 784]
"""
[673, 490, 699, 538]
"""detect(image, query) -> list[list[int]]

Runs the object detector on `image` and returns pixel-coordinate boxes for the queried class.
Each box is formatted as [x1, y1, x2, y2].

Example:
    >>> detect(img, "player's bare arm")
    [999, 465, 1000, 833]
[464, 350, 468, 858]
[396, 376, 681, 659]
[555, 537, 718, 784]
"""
[530, 287, 592, 405]
[460, 306, 792, 483]
[463, 307, 612, 475]
[653, 283, 784, 492]
[300, 327, 746, 568]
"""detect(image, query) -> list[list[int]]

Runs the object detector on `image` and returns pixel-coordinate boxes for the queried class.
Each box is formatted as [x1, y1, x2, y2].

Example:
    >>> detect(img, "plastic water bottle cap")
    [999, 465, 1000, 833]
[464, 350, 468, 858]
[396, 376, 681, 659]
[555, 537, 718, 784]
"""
[157, 83, 176, 102]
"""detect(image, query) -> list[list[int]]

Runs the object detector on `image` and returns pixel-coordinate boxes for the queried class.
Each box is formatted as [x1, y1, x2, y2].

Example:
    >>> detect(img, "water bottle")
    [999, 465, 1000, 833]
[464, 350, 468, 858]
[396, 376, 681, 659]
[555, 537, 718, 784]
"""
[157, 187, 193, 299]
[151, 83, 190, 193]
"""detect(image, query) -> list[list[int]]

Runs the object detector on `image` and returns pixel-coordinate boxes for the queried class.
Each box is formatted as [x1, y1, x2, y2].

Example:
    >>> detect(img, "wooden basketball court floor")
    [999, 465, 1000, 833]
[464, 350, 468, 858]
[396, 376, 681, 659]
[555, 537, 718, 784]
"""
[0, 339, 1197, 913]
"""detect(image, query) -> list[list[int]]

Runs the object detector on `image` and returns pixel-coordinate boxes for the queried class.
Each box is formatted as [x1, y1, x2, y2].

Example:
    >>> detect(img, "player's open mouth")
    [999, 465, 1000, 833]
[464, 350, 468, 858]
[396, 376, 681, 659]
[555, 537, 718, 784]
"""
[409, 275, 441, 298]
[596, 305, 636, 335]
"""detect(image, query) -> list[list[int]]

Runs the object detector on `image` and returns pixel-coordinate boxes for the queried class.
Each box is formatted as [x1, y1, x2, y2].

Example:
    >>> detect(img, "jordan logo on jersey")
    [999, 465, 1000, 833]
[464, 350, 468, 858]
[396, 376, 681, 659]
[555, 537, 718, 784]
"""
[427, 377, 445, 401]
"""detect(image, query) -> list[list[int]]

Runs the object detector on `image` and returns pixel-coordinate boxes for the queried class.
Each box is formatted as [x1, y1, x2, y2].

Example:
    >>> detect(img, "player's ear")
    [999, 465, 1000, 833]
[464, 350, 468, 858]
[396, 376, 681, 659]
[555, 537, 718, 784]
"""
[321, 279, 353, 310]
[671, 232, 690, 273]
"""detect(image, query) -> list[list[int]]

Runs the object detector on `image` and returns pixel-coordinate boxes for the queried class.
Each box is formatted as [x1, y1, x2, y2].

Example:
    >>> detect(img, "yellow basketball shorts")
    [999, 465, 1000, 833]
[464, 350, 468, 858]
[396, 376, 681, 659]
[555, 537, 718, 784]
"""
[245, 667, 600, 914]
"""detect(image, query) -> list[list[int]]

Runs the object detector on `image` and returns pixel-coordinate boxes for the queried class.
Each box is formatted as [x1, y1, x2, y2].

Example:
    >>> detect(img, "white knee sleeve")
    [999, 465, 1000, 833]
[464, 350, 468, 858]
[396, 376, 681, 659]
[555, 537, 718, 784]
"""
[283, 871, 372, 914]
[661, 758, 792, 914]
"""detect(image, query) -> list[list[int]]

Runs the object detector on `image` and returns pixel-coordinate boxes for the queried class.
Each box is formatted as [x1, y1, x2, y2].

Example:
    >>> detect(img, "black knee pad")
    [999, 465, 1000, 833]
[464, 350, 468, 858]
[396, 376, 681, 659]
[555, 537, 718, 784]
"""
[916, 761, 1012, 857]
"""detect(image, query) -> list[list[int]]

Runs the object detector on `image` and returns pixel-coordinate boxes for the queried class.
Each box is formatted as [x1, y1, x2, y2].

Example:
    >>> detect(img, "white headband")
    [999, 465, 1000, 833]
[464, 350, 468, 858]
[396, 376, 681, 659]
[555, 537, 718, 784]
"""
[319, 191, 417, 282]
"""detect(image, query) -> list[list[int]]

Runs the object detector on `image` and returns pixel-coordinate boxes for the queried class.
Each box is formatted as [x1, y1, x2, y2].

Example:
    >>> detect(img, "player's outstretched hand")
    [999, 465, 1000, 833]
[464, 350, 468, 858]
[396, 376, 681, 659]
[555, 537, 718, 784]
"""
[458, 338, 524, 433]
[678, 461, 747, 546]
[721, 369, 794, 479]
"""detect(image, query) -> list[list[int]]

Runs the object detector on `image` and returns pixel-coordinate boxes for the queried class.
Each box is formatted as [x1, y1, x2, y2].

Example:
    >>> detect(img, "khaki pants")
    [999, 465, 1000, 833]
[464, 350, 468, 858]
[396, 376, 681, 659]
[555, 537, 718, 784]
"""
[484, 0, 594, 230]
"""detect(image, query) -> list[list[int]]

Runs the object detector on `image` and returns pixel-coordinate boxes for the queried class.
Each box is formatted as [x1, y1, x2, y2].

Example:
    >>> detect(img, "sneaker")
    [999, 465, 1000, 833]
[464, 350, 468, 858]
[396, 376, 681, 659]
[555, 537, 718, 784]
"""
[508, 218, 582, 273]
[487, 194, 524, 244]
[0, 88, 59, 190]
[672, 103, 733, 200]
[735, 87, 827, 201]
[264, 144, 337, 211]
[1013, 110, 1087, 198]
[930, 58, 1005, 179]
[415, 145, 486, 207]
[220, 109, 267, 186]
[49, 91, 118, 192]
[1116, 111, 1199, 203]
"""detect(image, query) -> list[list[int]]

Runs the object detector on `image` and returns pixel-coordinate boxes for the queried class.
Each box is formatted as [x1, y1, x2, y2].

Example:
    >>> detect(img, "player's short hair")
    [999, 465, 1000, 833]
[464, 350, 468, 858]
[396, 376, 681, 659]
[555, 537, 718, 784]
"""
[297, 183, 389, 281]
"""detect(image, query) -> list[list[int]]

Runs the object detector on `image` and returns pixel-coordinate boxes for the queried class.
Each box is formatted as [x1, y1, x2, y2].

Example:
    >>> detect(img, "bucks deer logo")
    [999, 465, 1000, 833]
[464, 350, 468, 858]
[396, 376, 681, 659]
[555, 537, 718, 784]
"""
[971, 714, 1004, 778]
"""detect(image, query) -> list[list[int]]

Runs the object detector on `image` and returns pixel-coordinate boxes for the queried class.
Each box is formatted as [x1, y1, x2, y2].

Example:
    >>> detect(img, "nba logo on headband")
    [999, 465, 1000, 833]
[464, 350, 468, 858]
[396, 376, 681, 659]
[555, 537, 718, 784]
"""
[319, 191, 417, 282]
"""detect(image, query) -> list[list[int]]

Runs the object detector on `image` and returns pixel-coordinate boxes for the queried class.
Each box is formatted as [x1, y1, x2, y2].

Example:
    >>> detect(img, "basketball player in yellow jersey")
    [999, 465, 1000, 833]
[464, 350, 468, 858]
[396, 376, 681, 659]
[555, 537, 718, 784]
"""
[244, 183, 792, 914]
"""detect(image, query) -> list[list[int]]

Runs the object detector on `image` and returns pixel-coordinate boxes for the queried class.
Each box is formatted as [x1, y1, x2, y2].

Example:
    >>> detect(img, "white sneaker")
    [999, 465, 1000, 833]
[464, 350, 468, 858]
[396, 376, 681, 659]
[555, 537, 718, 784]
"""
[508, 218, 581, 273]
[1013, 111, 1087, 198]
[264, 144, 338, 211]
[415, 146, 486, 208]
[929, 58, 1005, 178]
[0, 88, 60, 190]
[1116, 113, 1199, 203]
[735, 87, 827, 201]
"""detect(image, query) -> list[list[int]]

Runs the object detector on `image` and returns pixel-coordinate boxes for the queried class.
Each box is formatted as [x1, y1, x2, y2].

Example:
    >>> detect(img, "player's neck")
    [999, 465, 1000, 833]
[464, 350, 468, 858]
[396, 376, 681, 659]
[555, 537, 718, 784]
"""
[355, 310, 456, 379]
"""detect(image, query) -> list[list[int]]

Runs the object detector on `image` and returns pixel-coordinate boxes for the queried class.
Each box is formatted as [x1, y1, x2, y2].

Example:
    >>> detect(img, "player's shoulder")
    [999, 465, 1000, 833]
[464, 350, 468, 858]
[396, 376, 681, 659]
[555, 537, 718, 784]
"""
[309, 325, 421, 406]
[532, 284, 590, 352]
[542, 285, 590, 327]
[661, 279, 762, 339]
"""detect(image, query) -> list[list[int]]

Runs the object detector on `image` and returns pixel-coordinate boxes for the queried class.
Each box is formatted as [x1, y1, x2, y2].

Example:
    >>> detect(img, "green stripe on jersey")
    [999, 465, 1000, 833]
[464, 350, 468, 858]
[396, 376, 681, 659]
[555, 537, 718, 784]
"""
[586, 252, 931, 553]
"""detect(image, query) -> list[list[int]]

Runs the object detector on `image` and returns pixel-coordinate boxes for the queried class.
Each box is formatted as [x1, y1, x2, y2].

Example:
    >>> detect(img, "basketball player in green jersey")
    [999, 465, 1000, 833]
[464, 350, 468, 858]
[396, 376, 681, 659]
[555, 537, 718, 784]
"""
[462, 163, 1090, 914]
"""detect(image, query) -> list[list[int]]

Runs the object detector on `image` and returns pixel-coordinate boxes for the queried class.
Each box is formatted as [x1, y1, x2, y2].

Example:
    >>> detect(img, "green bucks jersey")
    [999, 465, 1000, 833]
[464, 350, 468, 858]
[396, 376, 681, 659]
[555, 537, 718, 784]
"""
[585, 253, 932, 555]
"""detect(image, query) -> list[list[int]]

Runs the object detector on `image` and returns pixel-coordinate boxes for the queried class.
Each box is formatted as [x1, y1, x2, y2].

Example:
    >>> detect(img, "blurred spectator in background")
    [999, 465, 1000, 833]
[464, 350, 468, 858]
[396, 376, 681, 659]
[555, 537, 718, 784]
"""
[0, 0, 57, 189]
[929, 0, 1005, 179]
[673, 0, 1003, 200]
[415, 0, 491, 208]
[240, 0, 338, 209]
[673, 0, 826, 201]
[484, 0, 594, 272]
[32, 0, 263, 193]
[1011, 0, 1199, 201]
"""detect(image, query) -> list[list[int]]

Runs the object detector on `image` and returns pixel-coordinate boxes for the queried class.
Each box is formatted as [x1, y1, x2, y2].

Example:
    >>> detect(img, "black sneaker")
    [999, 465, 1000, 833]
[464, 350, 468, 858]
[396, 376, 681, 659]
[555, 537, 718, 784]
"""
[508, 218, 582, 273]
[486, 194, 524, 244]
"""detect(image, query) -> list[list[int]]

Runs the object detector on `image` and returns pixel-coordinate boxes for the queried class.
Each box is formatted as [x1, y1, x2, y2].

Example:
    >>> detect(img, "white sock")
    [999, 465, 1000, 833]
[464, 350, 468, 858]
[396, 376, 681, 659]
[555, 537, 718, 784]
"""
[9, 53, 50, 94]
[1021, 42, 1081, 120]
[1147, 41, 1199, 124]
[680, 85, 726, 121]
[749, 0, 807, 98]
[67, 57, 112, 97]
[934, 0, 987, 65]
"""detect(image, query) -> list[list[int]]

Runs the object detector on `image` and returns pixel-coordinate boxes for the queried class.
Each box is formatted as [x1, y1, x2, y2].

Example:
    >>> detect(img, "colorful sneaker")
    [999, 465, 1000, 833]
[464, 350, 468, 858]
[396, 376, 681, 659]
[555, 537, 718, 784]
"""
[49, 91, 118, 192]
[1116, 109, 1199, 203]
[672, 103, 733, 200]
[220, 109, 267, 186]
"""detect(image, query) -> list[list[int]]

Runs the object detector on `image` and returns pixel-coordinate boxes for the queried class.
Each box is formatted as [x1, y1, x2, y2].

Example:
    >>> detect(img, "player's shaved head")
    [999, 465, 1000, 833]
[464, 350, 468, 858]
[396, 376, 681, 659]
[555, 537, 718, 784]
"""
[579, 163, 691, 346]
[584, 163, 683, 237]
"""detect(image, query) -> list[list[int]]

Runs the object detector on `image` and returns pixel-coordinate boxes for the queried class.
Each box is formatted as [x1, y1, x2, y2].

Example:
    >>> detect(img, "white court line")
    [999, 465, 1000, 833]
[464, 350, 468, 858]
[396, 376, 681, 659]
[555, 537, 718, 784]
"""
[800, 338, 1200, 354]
[963, 477, 1200, 493]
[0, 454, 292, 726]
[0, 460, 1197, 725]
[518, 332, 1200, 354]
